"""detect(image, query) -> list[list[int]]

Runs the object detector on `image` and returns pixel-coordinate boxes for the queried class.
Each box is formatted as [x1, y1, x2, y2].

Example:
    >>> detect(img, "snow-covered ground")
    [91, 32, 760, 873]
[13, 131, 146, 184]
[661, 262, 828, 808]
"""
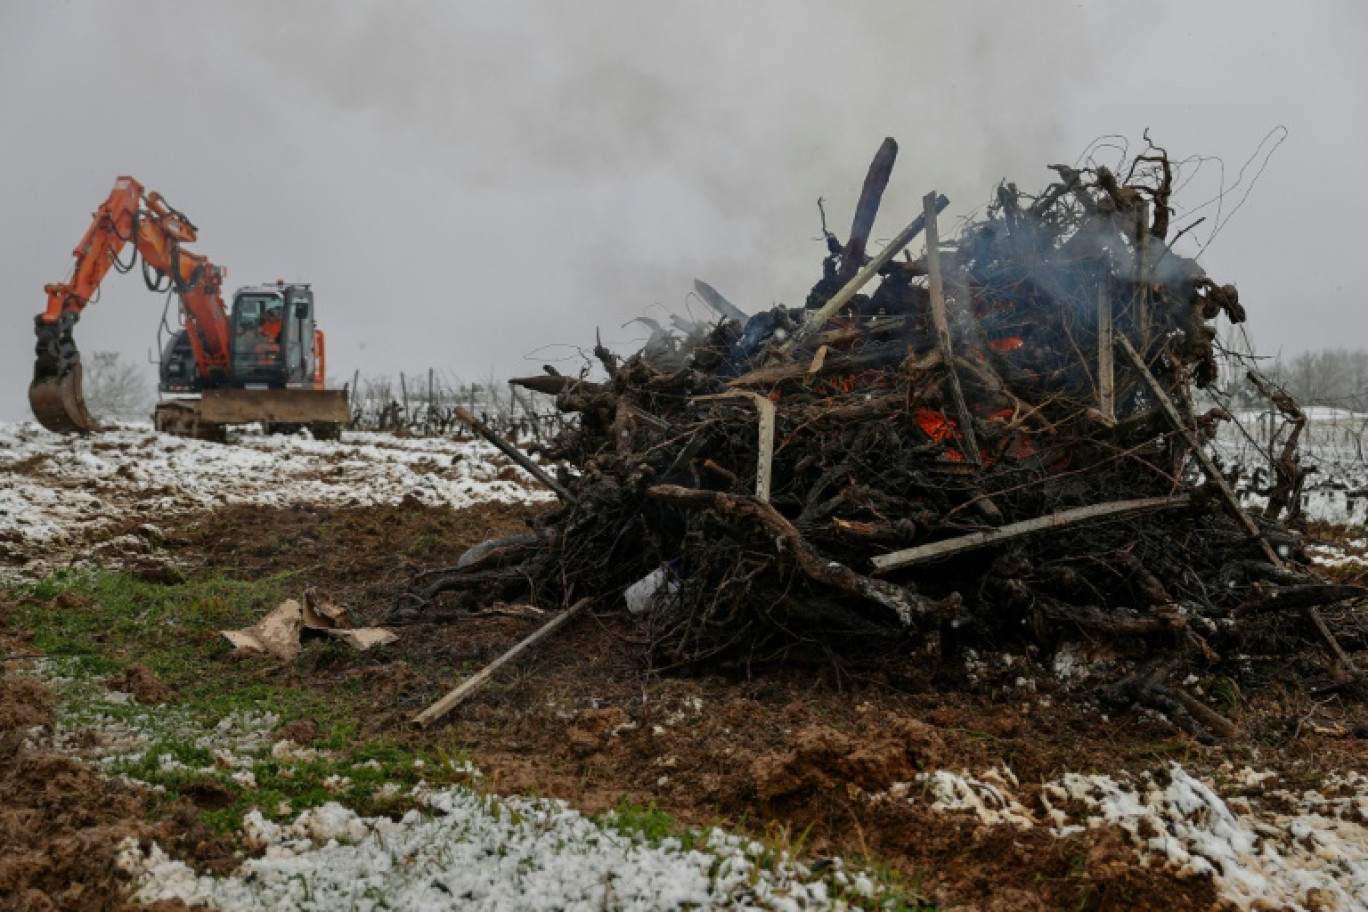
[1212, 414, 1368, 526]
[119, 793, 858, 911]
[42, 642, 1368, 912]
[4, 422, 878, 910]
[0, 421, 554, 573]
[863, 763, 1368, 911]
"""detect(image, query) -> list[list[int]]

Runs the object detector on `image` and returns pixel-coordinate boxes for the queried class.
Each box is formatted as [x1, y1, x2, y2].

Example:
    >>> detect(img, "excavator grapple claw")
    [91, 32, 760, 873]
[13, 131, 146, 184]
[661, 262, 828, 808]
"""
[29, 366, 96, 435]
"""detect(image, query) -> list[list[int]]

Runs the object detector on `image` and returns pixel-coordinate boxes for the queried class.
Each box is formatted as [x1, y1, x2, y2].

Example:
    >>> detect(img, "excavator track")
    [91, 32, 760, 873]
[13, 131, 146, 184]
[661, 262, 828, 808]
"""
[29, 366, 96, 435]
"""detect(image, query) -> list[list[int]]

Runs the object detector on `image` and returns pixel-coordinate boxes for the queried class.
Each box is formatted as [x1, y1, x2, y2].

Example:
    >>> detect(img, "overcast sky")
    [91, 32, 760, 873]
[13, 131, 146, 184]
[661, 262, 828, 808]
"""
[1, 1, 1364, 421]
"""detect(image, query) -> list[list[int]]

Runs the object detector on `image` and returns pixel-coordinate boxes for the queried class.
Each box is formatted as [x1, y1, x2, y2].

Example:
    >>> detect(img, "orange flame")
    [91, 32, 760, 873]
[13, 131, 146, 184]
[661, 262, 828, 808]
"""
[916, 407, 967, 461]
[988, 336, 1024, 353]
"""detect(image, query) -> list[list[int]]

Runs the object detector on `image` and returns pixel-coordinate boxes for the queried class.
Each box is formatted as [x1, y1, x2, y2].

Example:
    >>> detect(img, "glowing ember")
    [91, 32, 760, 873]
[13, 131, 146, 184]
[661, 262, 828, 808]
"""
[988, 337, 1024, 353]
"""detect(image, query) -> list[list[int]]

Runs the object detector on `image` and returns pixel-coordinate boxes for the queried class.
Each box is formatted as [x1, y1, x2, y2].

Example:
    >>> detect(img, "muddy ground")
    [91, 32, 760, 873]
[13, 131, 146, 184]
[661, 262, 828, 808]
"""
[0, 651, 233, 912]
[6, 500, 1368, 910]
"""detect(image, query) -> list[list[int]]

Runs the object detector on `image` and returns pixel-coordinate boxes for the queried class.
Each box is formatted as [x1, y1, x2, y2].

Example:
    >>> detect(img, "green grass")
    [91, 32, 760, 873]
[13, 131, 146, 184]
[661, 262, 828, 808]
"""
[19, 570, 362, 733]
[7, 567, 473, 832]
[598, 797, 697, 848]
[596, 798, 939, 910]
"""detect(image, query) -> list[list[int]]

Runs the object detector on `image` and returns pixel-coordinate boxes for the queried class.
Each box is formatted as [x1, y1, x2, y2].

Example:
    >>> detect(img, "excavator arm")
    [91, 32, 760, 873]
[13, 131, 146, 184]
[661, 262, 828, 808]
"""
[31, 176, 234, 433]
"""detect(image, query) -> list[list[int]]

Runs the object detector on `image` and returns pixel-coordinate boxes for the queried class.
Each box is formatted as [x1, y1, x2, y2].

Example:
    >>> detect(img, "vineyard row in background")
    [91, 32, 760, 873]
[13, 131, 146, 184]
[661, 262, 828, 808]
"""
[345, 368, 564, 442]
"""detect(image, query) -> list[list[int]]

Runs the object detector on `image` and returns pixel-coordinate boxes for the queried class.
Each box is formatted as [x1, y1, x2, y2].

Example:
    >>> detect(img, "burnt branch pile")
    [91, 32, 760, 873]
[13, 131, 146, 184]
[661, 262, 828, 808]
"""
[394, 139, 1365, 720]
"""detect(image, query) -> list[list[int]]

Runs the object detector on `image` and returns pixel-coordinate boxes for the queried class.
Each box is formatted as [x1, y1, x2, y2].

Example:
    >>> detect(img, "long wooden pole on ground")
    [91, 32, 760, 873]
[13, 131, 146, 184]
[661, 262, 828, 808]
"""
[413, 598, 592, 727]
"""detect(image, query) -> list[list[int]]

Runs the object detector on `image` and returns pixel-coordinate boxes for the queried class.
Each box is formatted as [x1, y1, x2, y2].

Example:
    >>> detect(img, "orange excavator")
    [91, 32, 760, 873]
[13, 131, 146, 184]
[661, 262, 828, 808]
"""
[31, 176, 349, 439]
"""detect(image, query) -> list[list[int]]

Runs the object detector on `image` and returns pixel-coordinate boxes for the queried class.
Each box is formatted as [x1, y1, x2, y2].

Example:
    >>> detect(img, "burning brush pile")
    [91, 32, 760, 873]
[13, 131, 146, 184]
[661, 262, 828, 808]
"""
[396, 139, 1365, 733]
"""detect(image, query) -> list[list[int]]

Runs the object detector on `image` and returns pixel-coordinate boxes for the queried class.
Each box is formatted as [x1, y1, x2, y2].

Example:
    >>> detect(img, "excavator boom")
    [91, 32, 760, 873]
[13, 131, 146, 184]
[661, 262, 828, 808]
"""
[30, 177, 144, 432]
[32, 177, 236, 434]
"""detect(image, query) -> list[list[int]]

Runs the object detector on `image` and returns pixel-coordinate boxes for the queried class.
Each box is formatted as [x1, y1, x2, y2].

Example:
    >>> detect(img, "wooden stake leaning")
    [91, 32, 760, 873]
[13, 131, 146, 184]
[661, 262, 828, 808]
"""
[923, 191, 981, 466]
[1097, 279, 1115, 421]
[788, 195, 950, 349]
[838, 137, 899, 284]
[1117, 335, 1360, 681]
[452, 404, 576, 503]
[413, 598, 592, 728]
[1134, 203, 1151, 346]
[693, 393, 776, 502]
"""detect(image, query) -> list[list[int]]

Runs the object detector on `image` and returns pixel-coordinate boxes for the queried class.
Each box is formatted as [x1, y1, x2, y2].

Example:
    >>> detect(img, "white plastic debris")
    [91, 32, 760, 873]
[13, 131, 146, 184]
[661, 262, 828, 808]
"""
[624, 566, 679, 615]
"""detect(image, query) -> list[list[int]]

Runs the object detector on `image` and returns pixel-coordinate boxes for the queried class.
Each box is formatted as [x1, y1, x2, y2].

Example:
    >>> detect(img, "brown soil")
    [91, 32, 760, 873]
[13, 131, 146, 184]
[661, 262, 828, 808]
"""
[8, 499, 1368, 910]
[0, 452, 53, 478]
[376, 613, 1230, 910]
[106, 664, 175, 705]
[164, 499, 546, 609]
[273, 718, 320, 745]
[0, 672, 232, 912]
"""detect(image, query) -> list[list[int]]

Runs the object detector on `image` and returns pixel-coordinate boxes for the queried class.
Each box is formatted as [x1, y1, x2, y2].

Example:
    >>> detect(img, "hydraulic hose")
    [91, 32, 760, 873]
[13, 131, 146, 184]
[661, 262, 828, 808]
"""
[109, 210, 140, 275]
[142, 254, 171, 293]
[168, 243, 204, 294]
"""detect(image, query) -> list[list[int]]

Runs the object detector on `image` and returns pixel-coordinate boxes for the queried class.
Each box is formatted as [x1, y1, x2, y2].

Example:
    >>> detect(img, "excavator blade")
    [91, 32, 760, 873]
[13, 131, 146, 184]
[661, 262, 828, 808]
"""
[29, 365, 96, 435]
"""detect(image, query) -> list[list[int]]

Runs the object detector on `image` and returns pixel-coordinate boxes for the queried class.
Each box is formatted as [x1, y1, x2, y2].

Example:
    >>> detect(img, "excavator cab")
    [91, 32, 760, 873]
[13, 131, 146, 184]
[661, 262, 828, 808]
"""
[228, 283, 315, 388]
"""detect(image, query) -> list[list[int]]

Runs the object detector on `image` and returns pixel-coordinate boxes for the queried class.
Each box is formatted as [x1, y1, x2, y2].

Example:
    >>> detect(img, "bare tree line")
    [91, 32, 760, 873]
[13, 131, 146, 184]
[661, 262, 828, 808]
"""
[1194, 345, 1368, 492]
[1265, 348, 1368, 415]
[1214, 347, 1368, 459]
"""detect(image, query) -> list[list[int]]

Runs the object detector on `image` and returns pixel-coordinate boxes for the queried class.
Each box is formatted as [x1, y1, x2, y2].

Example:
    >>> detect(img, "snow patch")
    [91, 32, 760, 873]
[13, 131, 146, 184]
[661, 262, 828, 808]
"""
[0, 421, 554, 576]
[903, 762, 1368, 911]
[119, 788, 860, 911]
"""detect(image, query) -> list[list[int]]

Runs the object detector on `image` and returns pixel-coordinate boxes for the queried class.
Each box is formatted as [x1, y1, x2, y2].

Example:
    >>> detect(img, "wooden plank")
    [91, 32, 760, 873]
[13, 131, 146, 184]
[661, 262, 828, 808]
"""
[1134, 203, 1151, 344]
[753, 395, 775, 502]
[413, 598, 592, 727]
[870, 495, 1190, 572]
[692, 393, 776, 502]
[693, 279, 749, 323]
[923, 191, 981, 466]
